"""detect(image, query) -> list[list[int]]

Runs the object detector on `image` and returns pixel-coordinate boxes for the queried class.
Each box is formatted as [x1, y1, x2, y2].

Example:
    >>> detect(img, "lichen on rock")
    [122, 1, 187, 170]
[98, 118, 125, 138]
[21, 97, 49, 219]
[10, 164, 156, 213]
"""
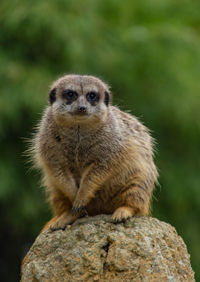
[21, 215, 195, 282]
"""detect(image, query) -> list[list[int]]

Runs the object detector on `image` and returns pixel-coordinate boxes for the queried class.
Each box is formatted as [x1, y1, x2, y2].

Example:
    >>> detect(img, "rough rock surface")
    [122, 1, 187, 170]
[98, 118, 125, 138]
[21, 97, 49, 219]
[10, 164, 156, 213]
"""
[21, 215, 195, 282]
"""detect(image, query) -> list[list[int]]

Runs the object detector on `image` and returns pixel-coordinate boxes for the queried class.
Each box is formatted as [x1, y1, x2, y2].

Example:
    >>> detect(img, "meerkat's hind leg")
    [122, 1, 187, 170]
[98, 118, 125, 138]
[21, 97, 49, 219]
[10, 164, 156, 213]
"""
[45, 187, 80, 231]
[112, 181, 151, 224]
[111, 206, 135, 223]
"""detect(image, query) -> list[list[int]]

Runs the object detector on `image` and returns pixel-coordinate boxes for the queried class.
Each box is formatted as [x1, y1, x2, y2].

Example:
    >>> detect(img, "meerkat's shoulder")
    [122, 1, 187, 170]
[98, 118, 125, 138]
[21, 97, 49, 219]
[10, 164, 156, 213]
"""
[110, 106, 146, 130]
[39, 107, 56, 127]
[35, 107, 58, 142]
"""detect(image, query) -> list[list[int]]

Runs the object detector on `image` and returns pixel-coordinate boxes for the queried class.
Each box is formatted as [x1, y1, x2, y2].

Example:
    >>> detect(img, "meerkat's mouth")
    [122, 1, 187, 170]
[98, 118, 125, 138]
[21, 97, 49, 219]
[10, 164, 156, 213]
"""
[69, 112, 91, 120]
[68, 110, 90, 116]
[74, 112, 89, 116]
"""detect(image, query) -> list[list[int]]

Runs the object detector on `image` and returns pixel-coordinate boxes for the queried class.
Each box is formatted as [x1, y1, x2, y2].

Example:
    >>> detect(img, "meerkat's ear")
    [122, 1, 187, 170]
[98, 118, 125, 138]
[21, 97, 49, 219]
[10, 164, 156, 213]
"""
[104, 91, 111, 106]
[49, 88, 56, 105]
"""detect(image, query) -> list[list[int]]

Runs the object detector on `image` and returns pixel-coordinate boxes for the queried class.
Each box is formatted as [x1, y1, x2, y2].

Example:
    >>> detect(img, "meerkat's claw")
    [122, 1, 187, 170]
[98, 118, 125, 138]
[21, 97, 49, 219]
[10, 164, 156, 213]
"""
[50, 226, 66, 232]
[72, 196, 88, 215]
[112, 206, 134, 223]
[71, 204, 86, 215]
[113, 217, 128, 224]
[71, 206, 80, 215]
[113, 219, 119, 224]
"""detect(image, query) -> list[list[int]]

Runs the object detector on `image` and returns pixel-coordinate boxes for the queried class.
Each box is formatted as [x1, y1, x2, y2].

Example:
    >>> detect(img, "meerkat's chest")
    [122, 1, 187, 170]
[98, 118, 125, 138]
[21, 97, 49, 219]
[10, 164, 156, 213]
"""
[60, 127, 96, 170]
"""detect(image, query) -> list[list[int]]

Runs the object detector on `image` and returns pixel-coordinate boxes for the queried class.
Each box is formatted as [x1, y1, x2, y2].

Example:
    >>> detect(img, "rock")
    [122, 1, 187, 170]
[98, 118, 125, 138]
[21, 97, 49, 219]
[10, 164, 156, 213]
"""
[21, 215, 195, 282]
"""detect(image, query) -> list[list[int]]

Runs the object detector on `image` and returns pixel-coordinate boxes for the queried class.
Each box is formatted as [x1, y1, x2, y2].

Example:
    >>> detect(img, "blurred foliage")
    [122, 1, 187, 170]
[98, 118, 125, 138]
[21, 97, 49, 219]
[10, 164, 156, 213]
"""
[0, 0, 200, 281]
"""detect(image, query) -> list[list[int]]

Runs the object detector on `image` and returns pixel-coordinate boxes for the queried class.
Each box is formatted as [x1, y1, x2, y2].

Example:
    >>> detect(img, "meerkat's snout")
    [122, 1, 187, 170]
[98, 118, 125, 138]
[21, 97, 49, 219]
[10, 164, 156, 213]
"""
[77, 106, 87, 113]
[74, 104, 88, 116]
[74, 96, 88, 115]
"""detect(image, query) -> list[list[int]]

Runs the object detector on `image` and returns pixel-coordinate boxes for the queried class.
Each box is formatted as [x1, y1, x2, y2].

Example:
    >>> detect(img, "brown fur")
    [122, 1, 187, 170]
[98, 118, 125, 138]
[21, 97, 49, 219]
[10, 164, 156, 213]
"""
[31, 74, 158, 231]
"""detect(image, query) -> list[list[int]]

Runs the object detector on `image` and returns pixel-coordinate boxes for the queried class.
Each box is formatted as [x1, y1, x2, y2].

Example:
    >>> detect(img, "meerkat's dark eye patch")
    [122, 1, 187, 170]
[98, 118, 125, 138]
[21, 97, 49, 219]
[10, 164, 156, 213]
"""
[62, 89, 78, 104]
[104, 91, 110, 106]
[86, 91, 99, 106]
[49, 88, 56, 105]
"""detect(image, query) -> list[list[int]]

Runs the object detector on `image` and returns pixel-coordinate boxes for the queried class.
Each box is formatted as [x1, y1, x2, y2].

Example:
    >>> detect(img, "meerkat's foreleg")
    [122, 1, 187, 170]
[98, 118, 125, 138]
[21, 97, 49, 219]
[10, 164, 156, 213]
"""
[72, 163, 112, 214]
[43, 165, 78, 203]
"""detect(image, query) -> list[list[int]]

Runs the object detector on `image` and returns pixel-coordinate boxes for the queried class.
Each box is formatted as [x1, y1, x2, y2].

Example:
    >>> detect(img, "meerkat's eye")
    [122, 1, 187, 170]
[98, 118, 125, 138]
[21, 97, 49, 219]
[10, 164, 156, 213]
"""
[62, 89, 78, 104]
[86, 91, 99, 105]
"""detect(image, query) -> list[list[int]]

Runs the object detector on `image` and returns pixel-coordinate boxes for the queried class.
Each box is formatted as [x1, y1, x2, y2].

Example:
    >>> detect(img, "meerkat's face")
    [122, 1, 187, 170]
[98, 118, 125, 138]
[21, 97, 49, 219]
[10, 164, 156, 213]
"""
[49, 75, 111, 125]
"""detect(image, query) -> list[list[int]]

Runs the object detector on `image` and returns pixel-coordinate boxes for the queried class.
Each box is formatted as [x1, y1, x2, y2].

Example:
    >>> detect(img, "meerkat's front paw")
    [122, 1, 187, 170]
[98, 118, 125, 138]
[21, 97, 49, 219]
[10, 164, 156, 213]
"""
[72, 198, 87, 215]
[112, 206, 135, 224]
[49, 212, 78, 231]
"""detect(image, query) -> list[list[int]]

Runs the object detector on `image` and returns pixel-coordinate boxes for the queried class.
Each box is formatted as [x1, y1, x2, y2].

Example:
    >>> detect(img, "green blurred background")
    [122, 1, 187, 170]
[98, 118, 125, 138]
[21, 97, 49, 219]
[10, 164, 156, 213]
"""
[0, 0, 200, 281]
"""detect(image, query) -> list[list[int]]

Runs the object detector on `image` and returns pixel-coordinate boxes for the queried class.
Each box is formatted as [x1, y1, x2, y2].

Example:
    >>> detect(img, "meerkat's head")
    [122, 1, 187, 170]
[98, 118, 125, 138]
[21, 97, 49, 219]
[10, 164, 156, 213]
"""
[48, 74, 111, 126]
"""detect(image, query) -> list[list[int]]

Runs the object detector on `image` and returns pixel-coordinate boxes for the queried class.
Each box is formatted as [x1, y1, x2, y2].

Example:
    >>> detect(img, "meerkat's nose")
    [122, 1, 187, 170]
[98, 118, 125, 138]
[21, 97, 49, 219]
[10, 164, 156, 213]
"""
[78, 106, 87, 113]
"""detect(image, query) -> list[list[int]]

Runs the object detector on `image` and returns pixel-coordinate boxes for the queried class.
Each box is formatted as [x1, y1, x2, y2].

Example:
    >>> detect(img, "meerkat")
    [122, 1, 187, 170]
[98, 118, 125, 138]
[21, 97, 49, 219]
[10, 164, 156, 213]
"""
[32, 74, 158, 231]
